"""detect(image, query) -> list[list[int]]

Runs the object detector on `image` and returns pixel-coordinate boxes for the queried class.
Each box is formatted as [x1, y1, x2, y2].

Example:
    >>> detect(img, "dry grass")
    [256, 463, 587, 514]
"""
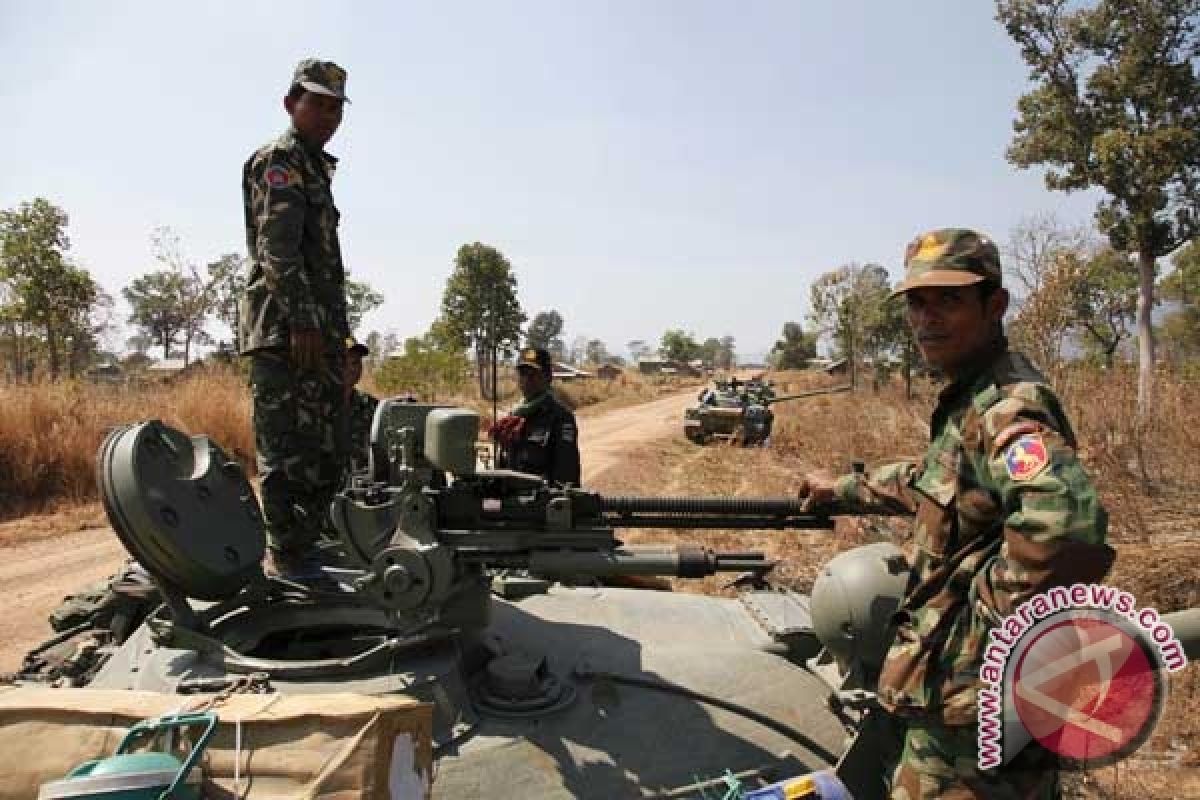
[0, 367, 255, 520]
[0, 365, 682, 524]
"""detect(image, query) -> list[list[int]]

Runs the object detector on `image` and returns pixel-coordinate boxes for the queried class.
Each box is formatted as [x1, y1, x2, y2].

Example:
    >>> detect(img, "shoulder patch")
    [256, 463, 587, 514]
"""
[1004, 434, 1049, 481]
[264, 165, 293, 189]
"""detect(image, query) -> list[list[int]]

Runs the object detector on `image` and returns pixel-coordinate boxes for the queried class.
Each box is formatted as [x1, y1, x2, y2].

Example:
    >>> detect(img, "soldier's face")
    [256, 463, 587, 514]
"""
[285, 91, 344, 146]
[517, 366, 547, 399]
[904, 285, 1008, 375]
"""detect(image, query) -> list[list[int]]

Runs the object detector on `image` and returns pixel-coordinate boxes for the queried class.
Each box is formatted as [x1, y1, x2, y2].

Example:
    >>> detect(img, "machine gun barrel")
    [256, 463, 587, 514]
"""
[597, 494, 834, 529]
[765, 384, 852, 405]
[516, 545, 772, 577]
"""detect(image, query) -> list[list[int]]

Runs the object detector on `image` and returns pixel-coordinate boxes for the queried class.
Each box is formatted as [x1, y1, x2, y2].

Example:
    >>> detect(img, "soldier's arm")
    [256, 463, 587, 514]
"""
[247, 149, 321, 329]
[972, 386, 1114, 620]
[832, 461, 921, 514]
[550, 412, 582, 487]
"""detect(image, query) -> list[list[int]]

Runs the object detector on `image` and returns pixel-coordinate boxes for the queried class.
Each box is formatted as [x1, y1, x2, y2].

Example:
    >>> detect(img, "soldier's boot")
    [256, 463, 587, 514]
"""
[265, 547, 342, 592]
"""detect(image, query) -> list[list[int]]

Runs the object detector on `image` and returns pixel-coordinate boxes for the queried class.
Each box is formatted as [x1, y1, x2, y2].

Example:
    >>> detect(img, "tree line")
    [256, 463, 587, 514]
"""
[0, 198, 383, 381]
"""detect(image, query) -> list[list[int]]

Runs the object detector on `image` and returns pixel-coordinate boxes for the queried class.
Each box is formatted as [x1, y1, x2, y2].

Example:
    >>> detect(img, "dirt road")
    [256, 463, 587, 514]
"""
[0, 387, 701, 673]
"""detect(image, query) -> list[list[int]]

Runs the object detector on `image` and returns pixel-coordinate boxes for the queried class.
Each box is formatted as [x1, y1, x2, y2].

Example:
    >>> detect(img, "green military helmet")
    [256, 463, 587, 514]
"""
[891, 227, 1002, 297]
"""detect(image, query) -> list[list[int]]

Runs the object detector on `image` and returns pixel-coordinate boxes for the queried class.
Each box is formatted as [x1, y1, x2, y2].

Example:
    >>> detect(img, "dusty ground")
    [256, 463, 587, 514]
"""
[0, 387, 703, 673]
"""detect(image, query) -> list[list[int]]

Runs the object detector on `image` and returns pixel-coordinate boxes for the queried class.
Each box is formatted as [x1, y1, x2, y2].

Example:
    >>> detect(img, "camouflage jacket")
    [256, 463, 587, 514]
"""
[496, 391, 581, 486]
[834, 343, 1114, 725]
[347, 388, 379, 471]
[239, 127, 348, 354]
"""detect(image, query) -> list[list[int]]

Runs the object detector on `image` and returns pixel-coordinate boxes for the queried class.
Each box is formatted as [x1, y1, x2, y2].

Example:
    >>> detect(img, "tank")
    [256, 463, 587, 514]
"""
[14, 400, 1199, 799]
[684, 381, 852, 447]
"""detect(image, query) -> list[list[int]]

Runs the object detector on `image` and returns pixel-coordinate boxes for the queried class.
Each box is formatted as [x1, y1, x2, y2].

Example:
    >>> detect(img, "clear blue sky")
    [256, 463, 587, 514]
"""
[2, 0, 1103, 360]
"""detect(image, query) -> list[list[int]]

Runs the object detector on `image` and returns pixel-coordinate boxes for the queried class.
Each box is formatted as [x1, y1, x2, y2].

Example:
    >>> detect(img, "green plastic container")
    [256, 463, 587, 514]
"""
[37, 712, 216, 800]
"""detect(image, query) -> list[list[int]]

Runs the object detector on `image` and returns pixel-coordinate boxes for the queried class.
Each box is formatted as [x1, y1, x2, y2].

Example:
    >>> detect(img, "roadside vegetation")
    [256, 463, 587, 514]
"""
[0, 364, 697, 524]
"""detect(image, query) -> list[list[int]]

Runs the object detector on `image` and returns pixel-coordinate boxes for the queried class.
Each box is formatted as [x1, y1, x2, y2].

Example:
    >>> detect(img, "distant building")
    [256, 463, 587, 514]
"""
[637, 358, 701, 377]
[596, 364, 623, 381]
[552, 362, 593, 382]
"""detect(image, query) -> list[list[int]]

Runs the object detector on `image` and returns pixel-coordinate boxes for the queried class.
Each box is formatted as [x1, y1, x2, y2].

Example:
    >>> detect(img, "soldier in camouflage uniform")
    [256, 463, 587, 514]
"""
[240, 59, 352, 583]
[343, 337, 379, 475]
[798, 229, 1114, 799]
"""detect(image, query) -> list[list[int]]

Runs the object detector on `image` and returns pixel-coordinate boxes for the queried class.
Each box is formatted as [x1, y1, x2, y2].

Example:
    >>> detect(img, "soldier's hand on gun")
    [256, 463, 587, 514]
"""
[290, 327, 325, 372]
[796, 469, 837, 511]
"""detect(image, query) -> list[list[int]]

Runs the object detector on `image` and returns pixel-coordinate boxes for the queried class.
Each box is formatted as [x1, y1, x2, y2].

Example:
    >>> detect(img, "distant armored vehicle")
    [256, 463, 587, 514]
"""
[685, 382, 852, 446]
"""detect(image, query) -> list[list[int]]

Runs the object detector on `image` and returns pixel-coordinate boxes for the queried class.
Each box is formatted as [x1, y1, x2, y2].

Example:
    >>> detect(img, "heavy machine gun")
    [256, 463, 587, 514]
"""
[330, 401, 837, 625]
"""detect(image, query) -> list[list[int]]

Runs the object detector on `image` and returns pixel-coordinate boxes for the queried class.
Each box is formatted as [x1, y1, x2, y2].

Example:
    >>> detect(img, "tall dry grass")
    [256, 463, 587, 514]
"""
[0, 368, 255, 519]
[0, 366, 688, 521]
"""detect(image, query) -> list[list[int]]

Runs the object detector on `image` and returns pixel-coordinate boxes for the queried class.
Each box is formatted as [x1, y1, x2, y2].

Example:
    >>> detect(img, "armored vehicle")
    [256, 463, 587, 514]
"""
[12, 399, 1199, 799]
[685, 382, 852, 446]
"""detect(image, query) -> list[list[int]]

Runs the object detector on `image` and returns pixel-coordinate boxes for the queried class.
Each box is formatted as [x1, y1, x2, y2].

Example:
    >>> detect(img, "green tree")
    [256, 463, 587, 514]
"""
[206, 253, 245, 344]
[526, 310, 565, 354]
[584, 338, 609, 365]
[699, 337, 722, 367]
[1071, 247, 1139, 367]
[808, 263, 894, 387]
[433, 243, 525, 400]
[1159, 306, 1200, 366]
[769, 321, 818, 370]
[375, 334, 469, 401]
[346, 275, 384, 333]
[1162, 238, 1200, 307]
[0, 198, 101, 380]
[659, 329, 700, 363]
[143, 227, 220, 365]
[997, 0, 1200, 416]
[123, 270, 190, 360]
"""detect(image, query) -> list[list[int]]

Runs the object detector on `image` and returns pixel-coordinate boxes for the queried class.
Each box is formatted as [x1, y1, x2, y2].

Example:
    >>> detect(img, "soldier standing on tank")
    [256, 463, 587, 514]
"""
[343, 336, 379, 475]
[796, 229, 1114, 799]
[490, 348, 581, 486]
[239, 59, 352, 585]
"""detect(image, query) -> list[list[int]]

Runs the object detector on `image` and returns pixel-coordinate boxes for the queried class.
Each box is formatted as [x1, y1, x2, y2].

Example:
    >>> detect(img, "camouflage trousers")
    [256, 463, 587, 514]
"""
[249, 349, 346, 556]
[889, 719, 1058, 800]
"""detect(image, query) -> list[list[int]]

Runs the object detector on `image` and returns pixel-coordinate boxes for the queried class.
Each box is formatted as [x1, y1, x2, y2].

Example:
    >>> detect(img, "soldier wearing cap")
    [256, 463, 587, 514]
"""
[797, 229, 1113, 798]
[239, 58, 352, 584]
[490, 348, 581, 486]
[343, 337, 379, 475]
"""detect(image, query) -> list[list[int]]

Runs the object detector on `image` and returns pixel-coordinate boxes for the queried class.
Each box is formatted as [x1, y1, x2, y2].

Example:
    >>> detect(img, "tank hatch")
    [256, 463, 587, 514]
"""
[97, 420, 265, 601]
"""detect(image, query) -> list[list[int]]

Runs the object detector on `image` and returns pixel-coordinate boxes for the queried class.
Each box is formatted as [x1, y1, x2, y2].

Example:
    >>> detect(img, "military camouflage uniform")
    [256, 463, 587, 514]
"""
[496, 390, 581, 486]
[240, 60, 351, 559]
[346, 387, 379, 473]
[831, 229, 1114, 799]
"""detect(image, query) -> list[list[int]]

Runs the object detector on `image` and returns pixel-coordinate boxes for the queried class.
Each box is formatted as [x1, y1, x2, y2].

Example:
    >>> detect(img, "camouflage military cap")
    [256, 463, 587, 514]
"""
[891, 228, 1002, 297]
[516, 347, 553, 375]
[292, 58, 350, 102]
[344, 336, 368, 356]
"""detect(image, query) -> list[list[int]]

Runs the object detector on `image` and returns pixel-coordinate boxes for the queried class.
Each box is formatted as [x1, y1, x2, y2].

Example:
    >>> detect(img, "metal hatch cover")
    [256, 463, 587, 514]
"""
[97, 420, 265, 601]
